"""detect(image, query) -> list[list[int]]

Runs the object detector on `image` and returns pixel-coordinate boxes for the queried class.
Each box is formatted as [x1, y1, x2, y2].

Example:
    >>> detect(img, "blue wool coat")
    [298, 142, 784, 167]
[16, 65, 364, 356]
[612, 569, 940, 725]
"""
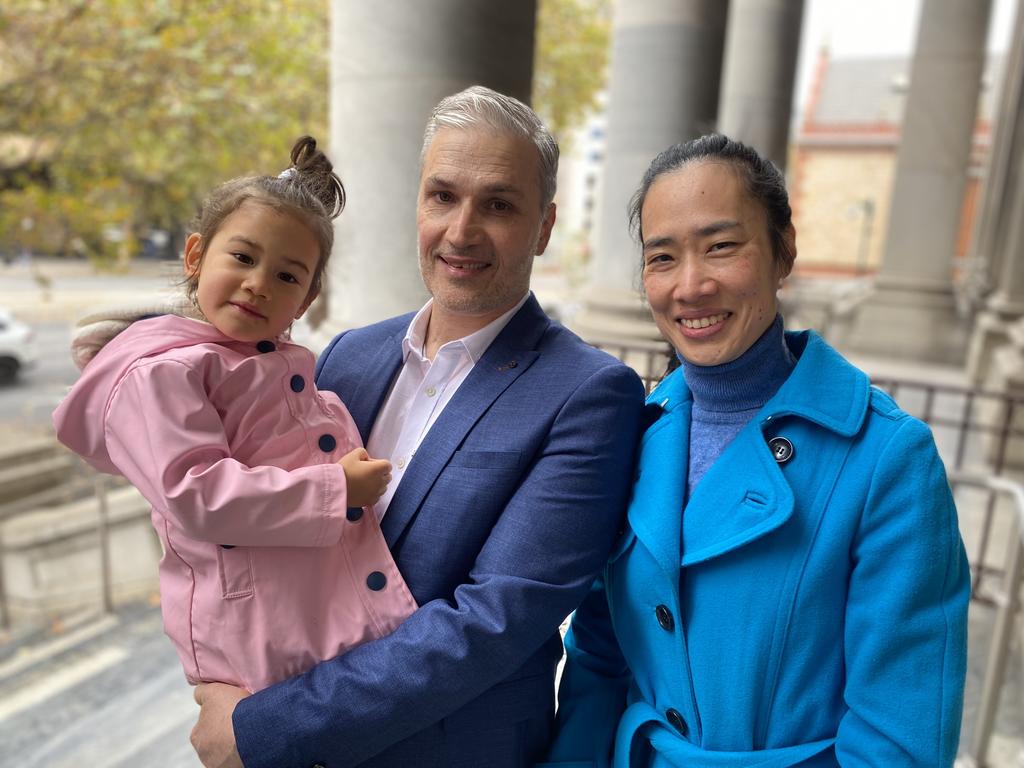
[543, 330, 970, 767]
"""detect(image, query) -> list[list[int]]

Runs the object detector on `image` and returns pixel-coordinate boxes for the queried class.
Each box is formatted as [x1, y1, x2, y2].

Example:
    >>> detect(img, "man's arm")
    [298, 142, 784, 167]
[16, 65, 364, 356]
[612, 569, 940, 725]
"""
[222, 362, 644, 767]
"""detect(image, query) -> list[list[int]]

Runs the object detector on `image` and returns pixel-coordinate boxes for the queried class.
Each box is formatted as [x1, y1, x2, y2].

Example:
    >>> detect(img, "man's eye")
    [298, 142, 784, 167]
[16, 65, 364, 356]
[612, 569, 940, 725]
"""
[709, 242, 736, 253]
[490, 199, 512, 212]
[434, 191, 454, 203]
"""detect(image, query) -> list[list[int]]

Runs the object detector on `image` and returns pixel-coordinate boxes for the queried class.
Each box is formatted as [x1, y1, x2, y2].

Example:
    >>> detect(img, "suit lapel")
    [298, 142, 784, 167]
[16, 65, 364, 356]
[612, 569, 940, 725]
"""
[380, 296, 549, 546]
[348, 332, 404, 444]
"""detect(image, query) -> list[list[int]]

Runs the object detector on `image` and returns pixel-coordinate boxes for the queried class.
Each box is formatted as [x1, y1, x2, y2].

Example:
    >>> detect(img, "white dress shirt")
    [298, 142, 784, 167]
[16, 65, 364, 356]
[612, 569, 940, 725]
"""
[367, 294, 529, 520]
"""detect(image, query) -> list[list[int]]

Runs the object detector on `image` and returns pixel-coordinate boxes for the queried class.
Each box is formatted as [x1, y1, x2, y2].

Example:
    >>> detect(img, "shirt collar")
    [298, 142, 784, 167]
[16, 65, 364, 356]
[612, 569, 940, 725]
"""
[402, 292, 530, 363]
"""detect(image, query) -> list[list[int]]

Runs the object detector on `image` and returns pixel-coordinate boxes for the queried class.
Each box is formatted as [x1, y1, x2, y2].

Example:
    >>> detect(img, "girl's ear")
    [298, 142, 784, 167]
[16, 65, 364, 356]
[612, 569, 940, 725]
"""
[294, 288, 320, 320]
[183, 233, 203, 277]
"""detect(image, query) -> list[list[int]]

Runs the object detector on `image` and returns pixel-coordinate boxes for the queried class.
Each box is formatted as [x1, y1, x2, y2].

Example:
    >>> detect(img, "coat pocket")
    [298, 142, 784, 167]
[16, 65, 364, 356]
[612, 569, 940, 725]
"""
[216, 546, 254, 598]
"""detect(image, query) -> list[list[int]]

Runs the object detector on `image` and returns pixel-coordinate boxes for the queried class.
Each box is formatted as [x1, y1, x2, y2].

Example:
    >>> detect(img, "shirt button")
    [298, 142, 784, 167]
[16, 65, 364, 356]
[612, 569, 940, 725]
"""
[655, 604, 674, 632]
[396, 457, 406, 469]
[425, 386, 437, 397]
[256, 340, 276, 353]
[366, 571, 387, 591]
[290, 374, 305, 393]
[346, 507, 363, 522]
[319, 434, 337, 452]
[666, 708, 688, 736]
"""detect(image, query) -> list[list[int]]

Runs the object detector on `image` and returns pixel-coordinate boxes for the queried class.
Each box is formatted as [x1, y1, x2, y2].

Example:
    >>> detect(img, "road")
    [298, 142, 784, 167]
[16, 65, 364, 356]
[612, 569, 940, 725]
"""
[0, 321, 80, 436]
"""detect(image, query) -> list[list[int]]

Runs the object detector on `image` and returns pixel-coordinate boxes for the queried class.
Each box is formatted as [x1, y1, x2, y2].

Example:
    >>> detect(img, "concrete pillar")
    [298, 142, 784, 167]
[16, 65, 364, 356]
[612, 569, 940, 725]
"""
[844, 0, 991, 364]
[320, 1, 536, 339]
[573, 0, 729, 343]
[965, 0, 1024, 382]
[717, 0, 804, 171]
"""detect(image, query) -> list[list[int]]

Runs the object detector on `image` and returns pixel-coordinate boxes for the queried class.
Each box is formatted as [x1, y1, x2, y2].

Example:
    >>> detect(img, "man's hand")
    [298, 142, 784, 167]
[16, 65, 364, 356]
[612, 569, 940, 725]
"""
[192, 682, 250, 768]
[339, 447, 392, 507]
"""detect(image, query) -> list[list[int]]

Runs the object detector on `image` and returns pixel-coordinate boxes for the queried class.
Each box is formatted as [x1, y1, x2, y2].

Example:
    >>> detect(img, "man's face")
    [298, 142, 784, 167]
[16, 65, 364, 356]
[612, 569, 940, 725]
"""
[417, 127, 555, 323]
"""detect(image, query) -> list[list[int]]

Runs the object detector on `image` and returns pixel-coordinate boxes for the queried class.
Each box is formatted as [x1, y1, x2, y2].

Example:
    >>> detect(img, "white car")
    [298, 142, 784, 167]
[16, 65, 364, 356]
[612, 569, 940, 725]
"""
[0, 307, 38, 383]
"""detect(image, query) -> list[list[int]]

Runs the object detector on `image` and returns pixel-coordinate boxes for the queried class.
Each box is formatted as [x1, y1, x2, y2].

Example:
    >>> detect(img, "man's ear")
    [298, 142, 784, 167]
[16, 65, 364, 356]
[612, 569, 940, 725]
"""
[535, 203, 557, 256]
[183, 233, 204, 277]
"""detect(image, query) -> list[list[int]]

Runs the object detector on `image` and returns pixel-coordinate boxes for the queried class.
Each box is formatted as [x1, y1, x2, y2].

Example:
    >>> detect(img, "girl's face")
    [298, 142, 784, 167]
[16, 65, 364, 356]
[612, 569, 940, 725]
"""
[640, 160, 792, 367]
[184, 201, 321, 342]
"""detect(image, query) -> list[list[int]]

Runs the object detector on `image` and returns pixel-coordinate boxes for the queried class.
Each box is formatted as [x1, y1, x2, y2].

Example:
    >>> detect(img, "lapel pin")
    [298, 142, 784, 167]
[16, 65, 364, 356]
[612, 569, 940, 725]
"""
[497, 361, 518, 371]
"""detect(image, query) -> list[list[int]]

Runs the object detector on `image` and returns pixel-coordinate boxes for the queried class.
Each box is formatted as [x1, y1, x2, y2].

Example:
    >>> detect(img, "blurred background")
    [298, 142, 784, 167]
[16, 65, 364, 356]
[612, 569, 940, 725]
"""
[1, 1, 1023, 765]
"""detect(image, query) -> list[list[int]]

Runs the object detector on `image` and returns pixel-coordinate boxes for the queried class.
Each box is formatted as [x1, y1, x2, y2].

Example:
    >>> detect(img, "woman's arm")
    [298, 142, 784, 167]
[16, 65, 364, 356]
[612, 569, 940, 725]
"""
[540, 572, 633, 768]
[837, 416, 970, 766]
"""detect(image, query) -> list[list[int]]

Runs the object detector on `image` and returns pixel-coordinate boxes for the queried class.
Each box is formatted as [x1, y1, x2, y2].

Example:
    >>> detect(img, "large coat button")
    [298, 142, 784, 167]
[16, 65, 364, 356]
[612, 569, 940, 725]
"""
[655, 604, 674, 631]
[768, 436, 794, 464]
[319, 434, 337, 452]
[290, 374, 305, 393]
[346, 507, 363, 521]
[366, 571, 387, 591]
[666, 708, 688, 736]
[256, 340, 276, 353]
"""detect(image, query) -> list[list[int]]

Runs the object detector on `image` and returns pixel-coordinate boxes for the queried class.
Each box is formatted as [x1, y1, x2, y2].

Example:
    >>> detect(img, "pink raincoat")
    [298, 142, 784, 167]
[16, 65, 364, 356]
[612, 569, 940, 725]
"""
[53, 314, 417, 692]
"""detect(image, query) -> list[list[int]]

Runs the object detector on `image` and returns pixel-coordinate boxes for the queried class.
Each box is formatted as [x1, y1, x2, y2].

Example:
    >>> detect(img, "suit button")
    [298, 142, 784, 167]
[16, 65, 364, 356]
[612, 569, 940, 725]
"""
[666, 707, 688, 736]
[290, 374, 305, 393]
[655, 604, 674, 631]
[346, 507, 363, 521]
[366, 571, 387, 591]
[319, 434, 337, 452]
[768, 436, 794, 464]
[312, 763, 326, 768]
[256, 340, 276, 353]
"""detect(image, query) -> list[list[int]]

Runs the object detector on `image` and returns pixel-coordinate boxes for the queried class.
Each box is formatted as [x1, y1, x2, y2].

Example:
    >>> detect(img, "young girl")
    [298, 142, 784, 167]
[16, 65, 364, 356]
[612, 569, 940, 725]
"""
[53, 136, 417, 693]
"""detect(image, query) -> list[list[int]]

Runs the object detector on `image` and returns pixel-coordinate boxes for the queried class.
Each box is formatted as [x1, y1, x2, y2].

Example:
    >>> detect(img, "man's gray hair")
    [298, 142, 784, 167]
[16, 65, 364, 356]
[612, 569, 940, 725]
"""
[421, 85, 559, 210]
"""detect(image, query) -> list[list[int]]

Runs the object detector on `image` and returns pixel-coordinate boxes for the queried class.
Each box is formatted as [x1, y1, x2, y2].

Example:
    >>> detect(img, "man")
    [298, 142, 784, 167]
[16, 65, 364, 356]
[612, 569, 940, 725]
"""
[191, 85, 644, 768]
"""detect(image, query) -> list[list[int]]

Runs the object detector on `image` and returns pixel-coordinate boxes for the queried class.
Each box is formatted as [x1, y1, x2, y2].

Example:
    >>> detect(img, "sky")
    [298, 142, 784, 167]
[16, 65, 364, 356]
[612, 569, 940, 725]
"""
[795, 0, 1017, 108]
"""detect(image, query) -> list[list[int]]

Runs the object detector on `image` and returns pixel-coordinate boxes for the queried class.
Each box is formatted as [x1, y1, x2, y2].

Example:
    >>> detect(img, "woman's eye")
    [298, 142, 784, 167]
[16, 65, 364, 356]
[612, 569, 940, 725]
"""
[709, 241, 736, 253]
[645, 253, 671, 267]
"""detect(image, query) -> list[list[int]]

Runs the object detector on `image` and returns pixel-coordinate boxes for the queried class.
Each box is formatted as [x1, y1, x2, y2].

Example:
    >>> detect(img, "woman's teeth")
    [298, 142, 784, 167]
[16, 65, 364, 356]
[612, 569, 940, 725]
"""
[681, 313, 728, 329]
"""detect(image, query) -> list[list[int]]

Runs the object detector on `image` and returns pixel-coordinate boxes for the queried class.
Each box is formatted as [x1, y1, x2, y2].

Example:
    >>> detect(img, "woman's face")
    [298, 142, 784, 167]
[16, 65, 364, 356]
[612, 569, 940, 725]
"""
[640, 160, 792, 367]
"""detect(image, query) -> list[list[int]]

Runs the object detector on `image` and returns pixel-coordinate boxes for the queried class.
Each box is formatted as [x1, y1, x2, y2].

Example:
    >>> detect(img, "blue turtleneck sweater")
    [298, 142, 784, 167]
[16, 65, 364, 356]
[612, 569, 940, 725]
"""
[682, 314, 795, 497]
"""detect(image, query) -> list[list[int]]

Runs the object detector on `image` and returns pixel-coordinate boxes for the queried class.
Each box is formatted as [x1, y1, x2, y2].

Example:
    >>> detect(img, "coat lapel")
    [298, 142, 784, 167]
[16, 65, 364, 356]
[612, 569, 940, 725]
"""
[380, 296, 549, 546]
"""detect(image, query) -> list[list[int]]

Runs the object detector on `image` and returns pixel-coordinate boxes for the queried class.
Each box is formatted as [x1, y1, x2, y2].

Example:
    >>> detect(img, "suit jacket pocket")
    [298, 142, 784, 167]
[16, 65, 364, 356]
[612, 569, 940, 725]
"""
[448, 449, 522, 471]
[217, 546, 254, 598]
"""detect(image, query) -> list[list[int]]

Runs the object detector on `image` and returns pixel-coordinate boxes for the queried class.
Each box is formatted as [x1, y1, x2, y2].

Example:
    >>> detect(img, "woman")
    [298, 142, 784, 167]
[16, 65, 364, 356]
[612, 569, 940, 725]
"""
[542, 135, 970, 767]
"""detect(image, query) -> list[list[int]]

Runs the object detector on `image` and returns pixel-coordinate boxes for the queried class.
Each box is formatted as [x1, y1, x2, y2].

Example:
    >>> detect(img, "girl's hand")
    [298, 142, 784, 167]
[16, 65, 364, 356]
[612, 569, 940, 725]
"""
[339, 447, 392, 507]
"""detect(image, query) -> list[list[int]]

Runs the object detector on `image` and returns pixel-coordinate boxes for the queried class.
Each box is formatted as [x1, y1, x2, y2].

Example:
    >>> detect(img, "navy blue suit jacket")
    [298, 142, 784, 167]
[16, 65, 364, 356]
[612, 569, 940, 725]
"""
[232, 295, 644, 767]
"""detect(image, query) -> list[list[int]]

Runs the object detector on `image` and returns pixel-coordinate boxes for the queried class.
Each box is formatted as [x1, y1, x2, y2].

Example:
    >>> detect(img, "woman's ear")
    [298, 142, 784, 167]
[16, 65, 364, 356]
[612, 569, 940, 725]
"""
[183, 233, 203, 277]
[779, 223, 796, 282]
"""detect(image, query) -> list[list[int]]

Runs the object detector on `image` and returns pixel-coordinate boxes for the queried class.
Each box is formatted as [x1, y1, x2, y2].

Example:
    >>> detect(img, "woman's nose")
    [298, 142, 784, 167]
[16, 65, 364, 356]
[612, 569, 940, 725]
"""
[674, 259, 715, 301]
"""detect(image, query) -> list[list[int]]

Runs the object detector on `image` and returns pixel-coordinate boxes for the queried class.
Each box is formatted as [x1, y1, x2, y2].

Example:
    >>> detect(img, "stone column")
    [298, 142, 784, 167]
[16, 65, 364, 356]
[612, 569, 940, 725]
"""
[844, 0, 991, 364]
[965, 0, 1024, 382]
[717, 0, 804, 171]
[318, 1, 537, 342]
[572, 0, 729, 344]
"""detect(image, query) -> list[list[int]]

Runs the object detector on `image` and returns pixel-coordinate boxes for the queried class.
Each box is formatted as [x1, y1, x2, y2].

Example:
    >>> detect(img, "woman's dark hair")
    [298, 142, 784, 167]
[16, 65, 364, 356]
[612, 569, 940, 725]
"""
[627, 134, 795, 274]
[185, 135, 345, 305]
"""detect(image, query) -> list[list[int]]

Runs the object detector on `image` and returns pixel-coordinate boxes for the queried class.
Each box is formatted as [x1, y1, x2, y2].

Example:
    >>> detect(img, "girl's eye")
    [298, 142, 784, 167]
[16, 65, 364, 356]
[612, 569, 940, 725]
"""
[278, 272, 299, 284]
[233, 253, 254, 265]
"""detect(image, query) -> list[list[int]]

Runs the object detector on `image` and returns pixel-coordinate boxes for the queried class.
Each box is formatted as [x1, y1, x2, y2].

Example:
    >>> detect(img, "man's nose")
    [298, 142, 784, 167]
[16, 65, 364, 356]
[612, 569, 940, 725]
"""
[446, 203, 481, 247]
